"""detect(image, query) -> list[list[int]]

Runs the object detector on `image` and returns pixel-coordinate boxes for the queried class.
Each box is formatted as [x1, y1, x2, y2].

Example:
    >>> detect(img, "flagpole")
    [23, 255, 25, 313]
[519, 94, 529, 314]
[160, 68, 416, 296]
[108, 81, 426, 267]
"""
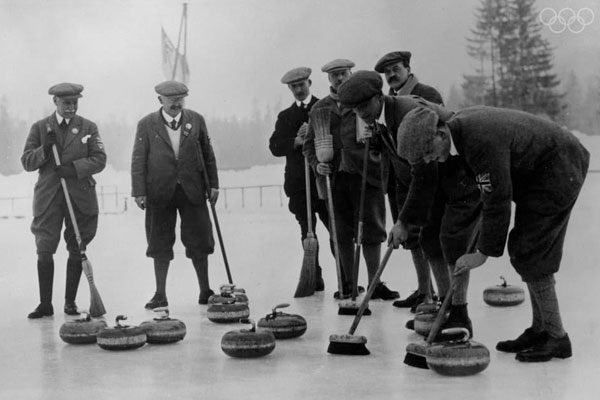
[171, 3, 187, 80]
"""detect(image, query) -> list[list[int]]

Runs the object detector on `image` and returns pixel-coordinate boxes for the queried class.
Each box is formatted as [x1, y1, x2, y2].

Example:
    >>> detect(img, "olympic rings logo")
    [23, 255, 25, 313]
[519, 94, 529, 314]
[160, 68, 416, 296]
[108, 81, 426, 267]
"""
[539, 8, 595, 34]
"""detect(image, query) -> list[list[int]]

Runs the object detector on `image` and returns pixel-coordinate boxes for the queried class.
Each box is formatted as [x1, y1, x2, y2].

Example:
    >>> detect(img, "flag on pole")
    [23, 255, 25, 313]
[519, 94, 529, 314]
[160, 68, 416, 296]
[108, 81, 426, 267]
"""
[161, 27, 190, 84]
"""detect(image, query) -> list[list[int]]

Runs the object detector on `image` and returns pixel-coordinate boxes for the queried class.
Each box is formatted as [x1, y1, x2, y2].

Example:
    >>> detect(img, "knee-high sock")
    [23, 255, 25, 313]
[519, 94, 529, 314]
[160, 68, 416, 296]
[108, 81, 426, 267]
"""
[363, 243, 381, 287]
[448, 263, 469, 305]
[411, 247, 431, 296]
[528, 276, 566, 338]
[154, 259, 170, 297]
[37, 254, 54, 305]
[428, 256, 450, 297]
[192, 254, 211, 292]
[65, 257, 82, 304]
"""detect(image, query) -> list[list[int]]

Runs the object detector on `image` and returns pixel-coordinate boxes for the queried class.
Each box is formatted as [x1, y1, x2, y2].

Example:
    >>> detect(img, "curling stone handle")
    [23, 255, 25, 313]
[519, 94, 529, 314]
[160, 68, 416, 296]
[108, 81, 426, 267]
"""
[440, 327, 470, 343]
[80, 311, 91, 321]
[272, 303, 290, 313]
[153, 307, 170, 318]
[220, 283, 235, 292]
[116, 315, 127, 326]
[500, 275, 507, 287]
[240, 318, 256, 332]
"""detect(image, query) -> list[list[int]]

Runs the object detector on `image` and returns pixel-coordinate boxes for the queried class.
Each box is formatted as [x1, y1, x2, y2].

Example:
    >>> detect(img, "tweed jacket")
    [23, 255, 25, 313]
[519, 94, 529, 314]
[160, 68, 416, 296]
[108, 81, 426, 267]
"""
[21, 114, 106, 217]
[269, 96, 319, 197]
[131, 108, 218, 206]
[303, 95, 387, 190]
[389, 82, 443, 105]
[448, 106, 590, 257]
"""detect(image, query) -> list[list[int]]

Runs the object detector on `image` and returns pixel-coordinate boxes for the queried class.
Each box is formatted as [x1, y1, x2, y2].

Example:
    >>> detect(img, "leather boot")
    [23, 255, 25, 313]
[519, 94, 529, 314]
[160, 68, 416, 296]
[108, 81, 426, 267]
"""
[516, 334, 572, 362]
[28, 257, 54, 319]
[64, 257, 82, 315]
[496, 327, 548, 353]
[315, 266, 324, 291]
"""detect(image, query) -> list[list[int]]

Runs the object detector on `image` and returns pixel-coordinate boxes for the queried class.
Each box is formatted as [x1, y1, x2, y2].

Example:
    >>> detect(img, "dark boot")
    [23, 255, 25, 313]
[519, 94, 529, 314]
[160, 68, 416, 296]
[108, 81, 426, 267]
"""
[64, 257, 82, 315]
[371, 282, 400, 300]
[405, 319, 415, 330]
[496, 328, 548, 353]
[433, 303, 472, 342]
[145, 259, 169, 309]
[315, 266, 325, 291]
[392, 290, 420, 308]
[145, 292, 168, 309]
[516, 334, 572, 362]
[28, 257, 54, 319]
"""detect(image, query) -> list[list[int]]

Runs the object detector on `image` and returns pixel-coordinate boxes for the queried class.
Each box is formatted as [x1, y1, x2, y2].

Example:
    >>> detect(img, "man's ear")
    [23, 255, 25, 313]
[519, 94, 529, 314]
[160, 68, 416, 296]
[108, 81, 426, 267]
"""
[308, 79, 312, 87]
[53, 97, 58, 106]
[158, 96, 163, 105]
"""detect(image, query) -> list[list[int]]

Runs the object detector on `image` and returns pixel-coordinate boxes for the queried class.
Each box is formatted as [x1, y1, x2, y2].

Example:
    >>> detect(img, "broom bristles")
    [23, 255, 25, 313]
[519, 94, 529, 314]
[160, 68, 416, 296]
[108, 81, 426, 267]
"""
[312, 109, 331, 140]
[327, 334, 370, 355]
[82, 259, 106, 317]
[294, 234, 318, 297]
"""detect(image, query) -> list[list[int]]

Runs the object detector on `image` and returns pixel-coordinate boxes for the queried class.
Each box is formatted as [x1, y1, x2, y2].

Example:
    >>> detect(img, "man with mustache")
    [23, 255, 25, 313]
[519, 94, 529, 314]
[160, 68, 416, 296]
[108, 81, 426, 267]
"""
[374, 51, 450, 315]
[131, 80, 219, 308]
[21, 82, 106, 318]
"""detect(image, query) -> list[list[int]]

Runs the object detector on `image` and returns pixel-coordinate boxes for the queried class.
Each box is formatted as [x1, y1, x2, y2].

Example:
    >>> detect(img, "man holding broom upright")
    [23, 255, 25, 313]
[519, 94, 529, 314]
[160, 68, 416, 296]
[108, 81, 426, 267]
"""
[269, 67, 331, 292]
[21, 83, 106, 318]
[131, 80, 218, 308]
[303, 60, 399, 301]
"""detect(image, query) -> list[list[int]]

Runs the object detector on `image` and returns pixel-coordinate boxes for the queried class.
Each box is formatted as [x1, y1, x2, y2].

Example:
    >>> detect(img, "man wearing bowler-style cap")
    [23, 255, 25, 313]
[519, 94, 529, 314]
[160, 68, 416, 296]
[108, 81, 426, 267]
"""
[132, 80, 219, 308]
[21, 83, 107, 318]
[269, 67, 333, 292]
[303, 59, 400, 300]
[374, 51, 451, 314]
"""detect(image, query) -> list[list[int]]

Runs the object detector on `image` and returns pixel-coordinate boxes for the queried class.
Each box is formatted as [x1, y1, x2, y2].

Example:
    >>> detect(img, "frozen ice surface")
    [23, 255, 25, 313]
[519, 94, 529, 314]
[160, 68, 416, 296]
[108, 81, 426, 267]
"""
[1, 168, 599, 399]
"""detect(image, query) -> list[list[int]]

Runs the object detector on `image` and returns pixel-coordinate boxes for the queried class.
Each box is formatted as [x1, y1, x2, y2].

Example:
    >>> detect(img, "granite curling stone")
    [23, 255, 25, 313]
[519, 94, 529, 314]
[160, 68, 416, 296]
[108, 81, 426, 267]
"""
[483, 276, 525, 307]
[59, 312, 108, 344]
[257, 303, 307, 339]
[414, 310, 439, 337]
[140, 307, 186, 344]
[207, 297, 250, 323]
[97, 315, 147, 351]
[221, 318, 276, 358]
[208, 284, 249, 305]
[426, 328, 490, 376]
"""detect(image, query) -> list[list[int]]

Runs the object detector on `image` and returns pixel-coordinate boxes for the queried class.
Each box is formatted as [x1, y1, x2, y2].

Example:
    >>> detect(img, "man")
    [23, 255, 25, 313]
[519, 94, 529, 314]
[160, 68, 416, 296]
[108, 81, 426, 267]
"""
[131, 80, 218, 308]
[21, 82, 106, 318]
[397, 105, 589, 361]
[269, 67, 331, 292]
[374, 51, 448, 311]
[338, 71, 480, 338]
[303, 60, 399, 300]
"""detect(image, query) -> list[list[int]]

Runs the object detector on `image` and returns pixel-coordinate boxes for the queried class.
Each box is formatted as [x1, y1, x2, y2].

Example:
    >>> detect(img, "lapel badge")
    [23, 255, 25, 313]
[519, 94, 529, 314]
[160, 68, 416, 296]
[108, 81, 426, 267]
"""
[476, 172, 493, 194]
[183, 123, 192, 136]
[71, 128, 79, 135]
[81, 134, 91, 144]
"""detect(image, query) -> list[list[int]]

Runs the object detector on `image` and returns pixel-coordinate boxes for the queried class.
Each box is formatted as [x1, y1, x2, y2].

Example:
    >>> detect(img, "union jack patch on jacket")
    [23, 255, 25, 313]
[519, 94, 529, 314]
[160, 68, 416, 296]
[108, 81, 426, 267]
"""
[476, 173, 492, 193]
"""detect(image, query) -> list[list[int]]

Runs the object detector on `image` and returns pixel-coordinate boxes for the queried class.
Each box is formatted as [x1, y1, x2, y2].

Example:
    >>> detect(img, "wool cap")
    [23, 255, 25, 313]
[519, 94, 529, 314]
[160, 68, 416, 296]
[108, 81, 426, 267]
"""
[397, 107, 439, 164]
[337, 70, 383, 107]
[48, 83, 83, 99]
[374, 51, 412, 73]
[155, 80, 189, 97]
[321, 59, 355, 73]
[281, 67, 312, 84]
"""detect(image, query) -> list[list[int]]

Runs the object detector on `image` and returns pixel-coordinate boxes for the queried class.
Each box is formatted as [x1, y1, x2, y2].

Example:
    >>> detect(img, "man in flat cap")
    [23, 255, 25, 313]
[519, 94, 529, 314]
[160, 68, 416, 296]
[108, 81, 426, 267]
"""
[269, 67, 331, 292]
[397, 105, 589, 362]
[131, 80, 219, 308]
[374, 51, 449, 313]
[338, 71, 480, 338]
[303, 60, 399, 300]
[21, 82, 106, 318]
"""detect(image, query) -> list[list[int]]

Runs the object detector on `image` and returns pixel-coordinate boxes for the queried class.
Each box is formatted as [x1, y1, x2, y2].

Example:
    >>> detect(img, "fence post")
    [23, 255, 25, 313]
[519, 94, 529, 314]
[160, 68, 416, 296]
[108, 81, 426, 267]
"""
[100, 185, 105, 209]
[259, 187, 263, 207]
[279, 186, 283, 207]
[241, 187, 245, 208]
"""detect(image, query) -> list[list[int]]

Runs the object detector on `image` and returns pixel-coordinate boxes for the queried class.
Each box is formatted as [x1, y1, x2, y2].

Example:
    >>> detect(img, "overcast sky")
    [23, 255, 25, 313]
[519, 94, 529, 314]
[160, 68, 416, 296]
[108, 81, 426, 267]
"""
[1, 0, 599, 124]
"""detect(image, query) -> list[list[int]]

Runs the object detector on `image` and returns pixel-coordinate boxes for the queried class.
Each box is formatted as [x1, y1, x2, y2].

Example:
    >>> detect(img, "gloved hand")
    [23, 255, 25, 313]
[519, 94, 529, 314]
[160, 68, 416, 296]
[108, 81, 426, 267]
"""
[387, 220, 409, 249]
[316, 162, 332, 176]
[135, 196, 147, 210]
[54, 163, 77, 179]
[297, 122, 308, 137]
[208, 188, 219, 205]
[44, 129, 57, 157]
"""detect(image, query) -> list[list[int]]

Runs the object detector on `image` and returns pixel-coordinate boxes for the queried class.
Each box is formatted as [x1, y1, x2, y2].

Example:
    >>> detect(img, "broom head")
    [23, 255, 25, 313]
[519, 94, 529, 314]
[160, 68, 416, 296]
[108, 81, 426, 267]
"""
[327, 333, 369, 355]
[81, 258, 106, 317]
[294, 232, 318, 297]
[338, 299, 371, 316]
[314, 136, 334, 163]
[404, 341, 429, 369]
[311, 108, 331, 140]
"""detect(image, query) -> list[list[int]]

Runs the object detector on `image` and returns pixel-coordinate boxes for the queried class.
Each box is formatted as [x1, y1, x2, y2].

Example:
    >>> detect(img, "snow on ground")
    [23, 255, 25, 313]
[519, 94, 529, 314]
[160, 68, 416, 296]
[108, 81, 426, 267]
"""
[1, 151, 600, 399]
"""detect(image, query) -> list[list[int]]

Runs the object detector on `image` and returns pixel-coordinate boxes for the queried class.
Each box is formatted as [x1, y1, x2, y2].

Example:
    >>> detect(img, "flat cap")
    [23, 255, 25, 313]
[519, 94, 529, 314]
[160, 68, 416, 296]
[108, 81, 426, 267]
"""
[48, 83, 83, 99]
[154, 80, 189, 97]
[281, 67, 312, 84]
[397, 107, 439, 164]
[338, 70, 383, 107]
[374, 51, 412, 73]
[321, 59, 355, 73]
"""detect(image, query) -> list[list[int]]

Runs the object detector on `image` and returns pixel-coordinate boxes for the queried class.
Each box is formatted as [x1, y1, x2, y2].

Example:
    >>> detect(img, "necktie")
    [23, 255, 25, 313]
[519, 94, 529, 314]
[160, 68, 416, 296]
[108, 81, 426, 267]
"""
[170, 119, 178, 130]
[300, 103, 306, 110]
[60, 119, 68, 130]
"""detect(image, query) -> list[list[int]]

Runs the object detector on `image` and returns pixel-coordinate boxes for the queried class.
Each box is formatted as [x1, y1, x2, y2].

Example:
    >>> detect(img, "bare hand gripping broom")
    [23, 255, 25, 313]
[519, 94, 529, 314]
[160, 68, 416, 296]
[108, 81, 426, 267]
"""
[49, 126, 106, 317]
[311, 108, 345, 300]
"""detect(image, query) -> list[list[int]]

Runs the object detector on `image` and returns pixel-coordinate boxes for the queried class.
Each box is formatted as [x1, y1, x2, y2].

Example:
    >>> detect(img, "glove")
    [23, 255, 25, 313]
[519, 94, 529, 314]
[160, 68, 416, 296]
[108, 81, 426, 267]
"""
[297, 122, 308, 137]
[44, 130, 57, 157]
[55, 163, 77, 179]
[316, 162, 332, 176]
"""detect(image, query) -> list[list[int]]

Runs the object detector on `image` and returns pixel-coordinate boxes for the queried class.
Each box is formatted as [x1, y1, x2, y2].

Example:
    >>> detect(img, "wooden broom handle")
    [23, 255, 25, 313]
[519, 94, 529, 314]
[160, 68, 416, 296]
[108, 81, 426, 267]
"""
[304, 158, 314, 235]
[352, 138, 370, 300]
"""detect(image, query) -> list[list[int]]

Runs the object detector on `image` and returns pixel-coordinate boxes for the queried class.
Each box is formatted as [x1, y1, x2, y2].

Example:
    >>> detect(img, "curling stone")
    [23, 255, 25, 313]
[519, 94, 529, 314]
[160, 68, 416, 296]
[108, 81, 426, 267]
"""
[415, 301, 439, 314]
[483, 276, 525, 307]
[59, 312, 108, 344]
[97, 315, 147, 351]
[208, 284, 249, 305]
[207, 297, 250, 323]
[426, 328, 490, 376]
[140, 307, 186, 344]
[221, 318, 276, 358]
[257, 303, 307, 339]
[414, 310, 439, 337]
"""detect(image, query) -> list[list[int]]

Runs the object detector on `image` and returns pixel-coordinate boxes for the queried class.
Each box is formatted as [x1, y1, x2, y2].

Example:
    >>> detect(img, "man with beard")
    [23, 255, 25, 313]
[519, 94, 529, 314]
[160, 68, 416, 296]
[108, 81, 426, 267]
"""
[303, 60, 399, 300]
[269, 67, 330, 291]
[374, 51, 449, 313]
[21, 82, 106, 318]
[132, 80, 218, 308]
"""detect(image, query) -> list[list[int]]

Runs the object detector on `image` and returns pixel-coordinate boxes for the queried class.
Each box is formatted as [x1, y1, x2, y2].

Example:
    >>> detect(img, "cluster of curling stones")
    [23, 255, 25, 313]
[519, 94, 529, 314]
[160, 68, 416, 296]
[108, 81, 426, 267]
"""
[207, 284, 250, 323]
[221, 303, 307, 358]
[59, 309, 186, 351]
[483, 276, 525, 307]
